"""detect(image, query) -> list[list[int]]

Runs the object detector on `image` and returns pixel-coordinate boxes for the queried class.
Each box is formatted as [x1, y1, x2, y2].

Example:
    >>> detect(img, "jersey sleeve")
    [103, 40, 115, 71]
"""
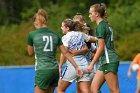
[62, 35, 69, 47]
[91, 43, 96, 51]
[96, 25, 106, 39]
[82, 33, 90, 42]
[27, 32, 33, 46]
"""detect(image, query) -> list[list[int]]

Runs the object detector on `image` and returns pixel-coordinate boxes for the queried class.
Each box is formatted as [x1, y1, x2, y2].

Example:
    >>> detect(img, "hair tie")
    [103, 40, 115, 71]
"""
[76, 12, 82, 15]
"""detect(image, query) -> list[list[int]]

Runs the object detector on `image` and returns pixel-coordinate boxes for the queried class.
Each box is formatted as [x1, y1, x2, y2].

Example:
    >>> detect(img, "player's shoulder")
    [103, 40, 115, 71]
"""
[62, 35, 67, 41]
[50, 29, 60, 36]
[44, 28, 60, 38]
[64, 32, 73, 37]
[98, 20, 108, 27]
[71, 31, 84, 35]
[28, 29, 38, 37]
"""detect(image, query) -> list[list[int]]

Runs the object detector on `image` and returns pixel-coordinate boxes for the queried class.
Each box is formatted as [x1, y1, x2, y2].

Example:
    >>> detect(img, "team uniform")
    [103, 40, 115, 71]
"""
[27, 27, 62, 90]
[83, 23, 100, 80]
[85, 43, 100, 80]
[95, 20, 119, 74]
[61, 31, 91, 82]
[132, 53, 140, 88]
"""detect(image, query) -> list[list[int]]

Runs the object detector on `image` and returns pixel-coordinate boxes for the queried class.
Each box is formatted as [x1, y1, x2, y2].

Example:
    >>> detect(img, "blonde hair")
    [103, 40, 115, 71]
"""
[73, 14, 91, 34]
[33, 9, 48, 24]
[73, 13, 86, 24]
[90, 3, 107, 19]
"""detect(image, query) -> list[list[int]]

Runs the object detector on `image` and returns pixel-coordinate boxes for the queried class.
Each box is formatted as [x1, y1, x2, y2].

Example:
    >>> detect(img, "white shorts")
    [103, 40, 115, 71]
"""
[61, 65, 90, 82]
[88, 62, 100, 81]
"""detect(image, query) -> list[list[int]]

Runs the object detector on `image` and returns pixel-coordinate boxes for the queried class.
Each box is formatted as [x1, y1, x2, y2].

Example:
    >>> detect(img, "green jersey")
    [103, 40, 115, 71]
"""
[95, 20, 119, 65]
[27, 27, 62, 70]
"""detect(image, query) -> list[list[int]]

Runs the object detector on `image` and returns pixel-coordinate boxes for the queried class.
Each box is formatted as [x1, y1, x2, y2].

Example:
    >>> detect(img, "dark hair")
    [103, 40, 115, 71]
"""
[62, 19, 84, 31]
[62, 19, 75, 31]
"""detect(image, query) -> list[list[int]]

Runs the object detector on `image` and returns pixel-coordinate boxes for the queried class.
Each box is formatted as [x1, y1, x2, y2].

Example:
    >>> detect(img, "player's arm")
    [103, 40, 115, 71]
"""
[128, 54, 139, 77]
[87, 38, 104, 73]
[59, 53, 66, 68]
[127, 62, 133, 77]
[91, 44, 97, 58]
[59, 47, 67, 77]
[88, 36, 97, 43]
[84, 33, 97, 43]
[70, 44, 88, 56]
[27, 33, 34, 56]
[59, 45, 83, 77]
[59, 46, 68, 69]
[128, 61, 138, 77]
[59, 45, 78, 69]
[27, 45, 34, 56]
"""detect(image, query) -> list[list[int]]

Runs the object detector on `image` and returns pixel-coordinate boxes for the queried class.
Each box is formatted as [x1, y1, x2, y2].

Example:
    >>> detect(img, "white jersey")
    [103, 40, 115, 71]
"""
[85, 43, 96, 62]
[62, 31, 90, 66]
[62, 31, 90, 51]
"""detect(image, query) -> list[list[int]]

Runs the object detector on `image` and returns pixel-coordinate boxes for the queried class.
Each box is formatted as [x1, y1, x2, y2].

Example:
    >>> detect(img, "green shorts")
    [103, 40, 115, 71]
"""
[35, 69, 59, 90]
[98, 62, 119, 74]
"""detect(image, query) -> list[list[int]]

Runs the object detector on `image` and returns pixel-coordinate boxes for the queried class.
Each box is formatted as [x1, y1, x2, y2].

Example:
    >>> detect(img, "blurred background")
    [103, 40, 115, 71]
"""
[0, 0, 140, 93]
[0, 0, 140, 65]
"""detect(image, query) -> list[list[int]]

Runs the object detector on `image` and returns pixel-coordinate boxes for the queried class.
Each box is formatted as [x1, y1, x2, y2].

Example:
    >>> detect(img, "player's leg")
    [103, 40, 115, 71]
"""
[105, 72, 120, 93]
[104, 63, 120, 93]
[89, 66, 102, 93]
[76, 66, 90, 93]
[90, 70, 105, 93]
[76, 82, 81, 93]
[35, 86, 46, 93]
[136, 88, 140, 93]
[77, 64, 91, 93]
[77, 81, 90, 93]
[35, 86, 55, 93]
[57, 65, 76, 93]
[57, 80, 71, 93]
[46, 86, 55, 93]
[136, 80, 140, 93]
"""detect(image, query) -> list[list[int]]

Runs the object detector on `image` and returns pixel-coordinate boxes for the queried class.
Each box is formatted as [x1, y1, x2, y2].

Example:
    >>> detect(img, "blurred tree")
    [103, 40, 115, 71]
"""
[0, 0, 140, 65]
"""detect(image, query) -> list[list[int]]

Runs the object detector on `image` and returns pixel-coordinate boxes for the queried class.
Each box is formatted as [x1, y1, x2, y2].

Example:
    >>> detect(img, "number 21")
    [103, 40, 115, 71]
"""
[43, 36, 53, 51]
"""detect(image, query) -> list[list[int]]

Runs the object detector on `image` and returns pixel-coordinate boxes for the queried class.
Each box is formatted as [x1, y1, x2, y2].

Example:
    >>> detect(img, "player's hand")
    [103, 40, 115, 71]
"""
[70, 49, 77, 56]
[75, 67, 83, 77]
[127, 71, 131, 77]
[59, 67, 62, 77]
[87, 64, 94, 73]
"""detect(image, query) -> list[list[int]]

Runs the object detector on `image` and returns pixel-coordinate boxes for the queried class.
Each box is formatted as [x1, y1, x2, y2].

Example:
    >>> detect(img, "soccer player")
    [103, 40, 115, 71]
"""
[57, 19, 97, 93]
[27, 9, 83, 93]
[87, 3, 120, 93]
[73, 13, 101, 93]
[128, 53, 140, 93]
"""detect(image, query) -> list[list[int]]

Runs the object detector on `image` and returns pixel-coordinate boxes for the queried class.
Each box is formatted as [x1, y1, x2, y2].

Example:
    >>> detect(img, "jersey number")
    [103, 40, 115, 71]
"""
[43, 36, 53, 51]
